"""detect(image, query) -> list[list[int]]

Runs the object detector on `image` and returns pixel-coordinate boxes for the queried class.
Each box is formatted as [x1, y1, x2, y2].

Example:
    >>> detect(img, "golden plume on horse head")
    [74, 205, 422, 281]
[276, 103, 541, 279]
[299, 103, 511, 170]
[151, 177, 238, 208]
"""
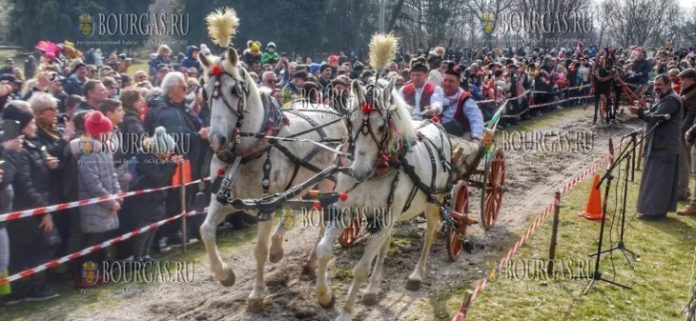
[201, 7, 241, 77]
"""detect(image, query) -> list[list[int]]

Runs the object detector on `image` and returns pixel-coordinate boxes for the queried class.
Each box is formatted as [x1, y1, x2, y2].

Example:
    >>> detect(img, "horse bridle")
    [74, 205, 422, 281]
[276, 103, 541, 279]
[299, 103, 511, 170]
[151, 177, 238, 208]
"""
[350, 84, 399, 171]
[202, 60, 254, 162]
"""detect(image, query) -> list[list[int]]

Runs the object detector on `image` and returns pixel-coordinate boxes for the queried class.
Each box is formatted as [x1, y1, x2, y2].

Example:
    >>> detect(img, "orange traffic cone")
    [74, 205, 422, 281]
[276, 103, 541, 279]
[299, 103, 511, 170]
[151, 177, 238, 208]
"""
[580, 174, 604, 220]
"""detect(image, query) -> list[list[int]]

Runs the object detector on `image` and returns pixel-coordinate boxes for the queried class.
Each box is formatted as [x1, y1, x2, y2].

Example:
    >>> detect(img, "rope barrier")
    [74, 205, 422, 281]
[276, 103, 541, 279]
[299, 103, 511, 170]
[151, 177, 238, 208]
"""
[451, 135, 631, 320]
[0, 178, 210, 223]
[0, 208, 207, 285]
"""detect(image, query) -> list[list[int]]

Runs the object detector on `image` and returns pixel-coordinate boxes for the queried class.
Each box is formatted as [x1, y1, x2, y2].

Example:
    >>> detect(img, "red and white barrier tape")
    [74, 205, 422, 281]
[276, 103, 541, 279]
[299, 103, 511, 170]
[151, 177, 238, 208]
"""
[452, 138, 623, 321]
[0, 177, 210, 223]
[0, 209, 207, 285]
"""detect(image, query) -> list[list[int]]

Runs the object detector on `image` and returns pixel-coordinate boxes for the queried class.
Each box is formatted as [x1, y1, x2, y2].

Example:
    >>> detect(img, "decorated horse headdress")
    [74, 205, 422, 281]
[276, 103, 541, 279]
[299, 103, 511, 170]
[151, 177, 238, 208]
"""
[350, 33, 415, 173]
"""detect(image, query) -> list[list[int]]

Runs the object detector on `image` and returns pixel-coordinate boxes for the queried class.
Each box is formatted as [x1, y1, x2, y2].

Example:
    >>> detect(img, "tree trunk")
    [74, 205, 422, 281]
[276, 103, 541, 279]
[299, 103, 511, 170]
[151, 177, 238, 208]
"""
[386, 0, 406, 32]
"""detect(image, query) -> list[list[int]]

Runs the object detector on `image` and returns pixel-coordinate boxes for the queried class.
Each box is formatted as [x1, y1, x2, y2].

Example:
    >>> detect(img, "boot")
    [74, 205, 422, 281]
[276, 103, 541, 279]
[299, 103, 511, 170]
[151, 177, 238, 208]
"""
[677, 202, 696, 216]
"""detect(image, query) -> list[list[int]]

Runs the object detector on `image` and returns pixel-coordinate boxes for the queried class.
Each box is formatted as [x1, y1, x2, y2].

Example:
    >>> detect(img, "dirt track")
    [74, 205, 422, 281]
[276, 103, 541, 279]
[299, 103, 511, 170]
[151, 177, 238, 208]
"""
[10, 106, 642, 321]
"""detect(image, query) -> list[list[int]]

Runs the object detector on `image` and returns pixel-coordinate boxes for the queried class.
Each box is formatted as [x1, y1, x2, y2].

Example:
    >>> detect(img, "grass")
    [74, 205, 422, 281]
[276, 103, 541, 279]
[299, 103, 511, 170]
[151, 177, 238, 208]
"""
[442, 164, 696, 321]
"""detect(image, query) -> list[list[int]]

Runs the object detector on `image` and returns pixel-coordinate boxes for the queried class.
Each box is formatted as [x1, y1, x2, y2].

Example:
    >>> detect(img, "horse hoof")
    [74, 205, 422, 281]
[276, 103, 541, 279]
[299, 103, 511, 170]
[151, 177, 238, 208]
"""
[247, 297, 265, 313]
[319, 293, 335, 309]
[406, 278, 421, 291]
[362, 292, 379, 306]
[219, 268, 236, 287]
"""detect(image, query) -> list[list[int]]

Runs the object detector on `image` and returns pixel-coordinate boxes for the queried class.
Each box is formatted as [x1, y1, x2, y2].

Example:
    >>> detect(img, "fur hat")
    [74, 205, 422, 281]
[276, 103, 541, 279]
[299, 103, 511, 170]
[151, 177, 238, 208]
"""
[410, 56, 429, 73]
[84, 111, 113, 137]
[266, 42, 276, 49]
[2, 100, 33, 130]
[444, 61, 461, 78]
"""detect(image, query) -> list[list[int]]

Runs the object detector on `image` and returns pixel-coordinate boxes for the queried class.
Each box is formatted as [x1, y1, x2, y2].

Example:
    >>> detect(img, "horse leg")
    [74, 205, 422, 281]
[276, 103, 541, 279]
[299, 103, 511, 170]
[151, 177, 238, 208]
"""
[362, 233, 391, 306]
[315, 220, 344, 309]
[336, 229, 391, 321]
[269, 217, 287, 264]
[200, 197, 235, 286]
[406, 204, 440, 290]
[303, 211, 324, 277]
[304, 179, 337, 276]
[248, 218, 274, 312]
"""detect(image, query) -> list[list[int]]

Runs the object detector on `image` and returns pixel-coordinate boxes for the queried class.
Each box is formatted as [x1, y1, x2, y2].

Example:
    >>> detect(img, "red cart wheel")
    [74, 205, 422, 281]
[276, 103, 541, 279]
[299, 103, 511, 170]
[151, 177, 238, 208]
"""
[446, 182, 469, 261]
[339, 218, 361, 248]
[480, 149, 505, 230]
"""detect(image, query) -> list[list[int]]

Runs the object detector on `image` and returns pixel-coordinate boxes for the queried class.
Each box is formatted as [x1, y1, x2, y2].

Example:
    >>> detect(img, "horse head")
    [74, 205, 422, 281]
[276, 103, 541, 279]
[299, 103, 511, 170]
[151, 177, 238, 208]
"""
[199, 48, 260, 158]
[348, 77, 414, 182]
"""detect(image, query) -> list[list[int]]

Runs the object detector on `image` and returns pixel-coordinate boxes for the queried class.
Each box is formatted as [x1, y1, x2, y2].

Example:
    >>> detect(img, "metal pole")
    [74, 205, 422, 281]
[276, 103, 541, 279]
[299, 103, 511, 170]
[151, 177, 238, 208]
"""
[547, 191, 561, 276]
[636, 134, 643, 171]
[180, 161, 188, 253]
[378, 0, 386, 33]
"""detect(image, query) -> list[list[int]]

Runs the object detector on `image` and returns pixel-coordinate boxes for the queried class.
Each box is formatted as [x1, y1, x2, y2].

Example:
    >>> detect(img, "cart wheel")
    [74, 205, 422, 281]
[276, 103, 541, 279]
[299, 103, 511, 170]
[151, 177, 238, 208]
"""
[339, 218, 362, 248]
[446, 182, 469, 261]
[481, 149, 505, 230]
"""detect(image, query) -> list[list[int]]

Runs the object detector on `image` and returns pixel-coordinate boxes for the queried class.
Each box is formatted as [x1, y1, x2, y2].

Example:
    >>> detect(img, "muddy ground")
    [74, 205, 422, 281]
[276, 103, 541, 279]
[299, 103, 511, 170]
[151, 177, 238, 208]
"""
[6, 106, 641, 321]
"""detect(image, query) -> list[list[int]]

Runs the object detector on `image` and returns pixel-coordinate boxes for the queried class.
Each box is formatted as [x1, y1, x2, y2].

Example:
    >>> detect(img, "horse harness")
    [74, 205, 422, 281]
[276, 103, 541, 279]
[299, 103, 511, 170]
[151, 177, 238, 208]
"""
[338, 85, 457, 230]
[204, 61, 344, 209]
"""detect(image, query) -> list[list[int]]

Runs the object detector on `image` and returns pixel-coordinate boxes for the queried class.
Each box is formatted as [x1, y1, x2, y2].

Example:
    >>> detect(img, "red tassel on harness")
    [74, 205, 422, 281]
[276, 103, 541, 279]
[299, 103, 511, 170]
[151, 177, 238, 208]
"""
[361, 102, 372, 114]
[217, 168, 226, 176]
[431, 115, 440, 123]
[210, 65, 223, 76]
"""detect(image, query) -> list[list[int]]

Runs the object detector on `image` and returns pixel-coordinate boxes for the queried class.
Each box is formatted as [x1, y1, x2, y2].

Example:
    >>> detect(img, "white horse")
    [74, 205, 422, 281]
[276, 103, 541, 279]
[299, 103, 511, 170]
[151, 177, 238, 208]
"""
[315, 77, 453, 321]
[198, 47, 347, 311]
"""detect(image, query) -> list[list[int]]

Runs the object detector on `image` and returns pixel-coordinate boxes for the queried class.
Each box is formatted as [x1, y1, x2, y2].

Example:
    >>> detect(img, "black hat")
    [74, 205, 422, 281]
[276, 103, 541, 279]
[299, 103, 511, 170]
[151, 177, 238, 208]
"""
[320, 63, 332, 73]
[293, 70, 308, 80]
[410, 56, 429, 72]
[2, 101, 34, 130]
[444, 62, 461, 78]
[72, 61, 87, 73]
[352, 61, 364, 70]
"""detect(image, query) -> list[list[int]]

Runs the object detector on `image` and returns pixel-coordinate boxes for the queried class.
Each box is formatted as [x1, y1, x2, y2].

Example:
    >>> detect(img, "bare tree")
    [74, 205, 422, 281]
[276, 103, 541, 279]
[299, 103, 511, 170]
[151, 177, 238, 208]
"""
[605, 0, 679, 48]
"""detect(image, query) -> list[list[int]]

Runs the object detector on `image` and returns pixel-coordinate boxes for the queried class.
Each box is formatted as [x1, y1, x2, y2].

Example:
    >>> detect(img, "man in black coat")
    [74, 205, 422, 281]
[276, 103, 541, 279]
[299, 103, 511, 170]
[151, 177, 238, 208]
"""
[630, 74, 683, 220]
[145, 72, 208, 247]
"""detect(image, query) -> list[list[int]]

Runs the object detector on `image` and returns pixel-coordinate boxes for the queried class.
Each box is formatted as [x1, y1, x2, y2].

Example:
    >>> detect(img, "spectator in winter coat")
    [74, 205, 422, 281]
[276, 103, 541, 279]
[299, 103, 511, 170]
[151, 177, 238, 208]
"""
[63, 62, 89, 96]
[0, 134, 22, 298]
[148, 44, 171, 77]
[261, 42, 280, 65]
[76, 80, 107, 113]
[122, 126, 177, 262]
[77, 111, 121, 269]
[180, 46, 202, 75]
[4, 101, 61, 303]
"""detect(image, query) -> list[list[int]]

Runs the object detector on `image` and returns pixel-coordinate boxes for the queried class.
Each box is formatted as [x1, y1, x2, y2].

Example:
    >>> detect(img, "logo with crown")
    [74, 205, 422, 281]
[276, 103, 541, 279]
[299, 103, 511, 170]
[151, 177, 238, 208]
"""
[481, 12, 496, 35]
[81, 261, 99, 285]
[79, 14, 94, 37]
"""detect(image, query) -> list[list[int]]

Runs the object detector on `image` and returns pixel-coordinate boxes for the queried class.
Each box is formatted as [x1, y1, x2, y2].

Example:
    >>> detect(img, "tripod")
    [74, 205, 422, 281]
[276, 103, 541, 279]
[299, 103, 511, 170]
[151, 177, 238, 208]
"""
[577, 121, 661, 294]
[575, 164, 631, 294]
[589, 132, 639, 268]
